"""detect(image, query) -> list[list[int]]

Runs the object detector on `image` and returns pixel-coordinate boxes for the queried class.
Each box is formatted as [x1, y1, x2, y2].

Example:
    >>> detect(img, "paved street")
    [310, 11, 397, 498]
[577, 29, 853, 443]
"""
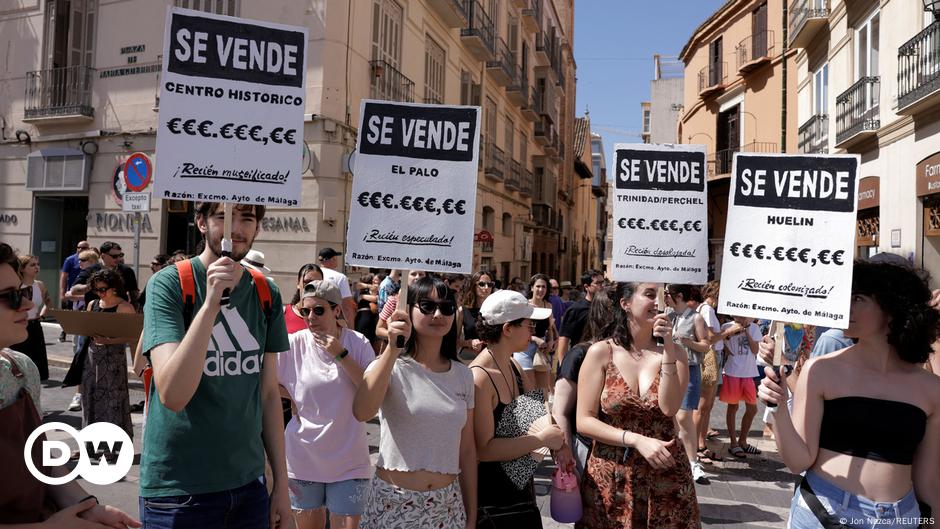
[36, 323, 793, 528]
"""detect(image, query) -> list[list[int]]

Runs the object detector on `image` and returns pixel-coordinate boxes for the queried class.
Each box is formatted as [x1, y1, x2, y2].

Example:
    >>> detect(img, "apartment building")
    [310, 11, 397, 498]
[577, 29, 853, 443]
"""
[0, 0, 579, 300]
[678, 0, 798, 277]
[641, 55, 685, 145]
[792, 0, 940, 274]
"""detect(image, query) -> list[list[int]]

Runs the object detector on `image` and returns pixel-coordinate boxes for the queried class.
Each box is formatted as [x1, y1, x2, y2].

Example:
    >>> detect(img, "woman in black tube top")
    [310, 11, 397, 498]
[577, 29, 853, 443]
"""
[759, 258, 940, 529]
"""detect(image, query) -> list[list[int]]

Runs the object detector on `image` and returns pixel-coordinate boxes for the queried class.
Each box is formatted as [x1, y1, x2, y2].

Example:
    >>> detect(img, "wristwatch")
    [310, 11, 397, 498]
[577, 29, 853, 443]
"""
[334, 348, 349, 361]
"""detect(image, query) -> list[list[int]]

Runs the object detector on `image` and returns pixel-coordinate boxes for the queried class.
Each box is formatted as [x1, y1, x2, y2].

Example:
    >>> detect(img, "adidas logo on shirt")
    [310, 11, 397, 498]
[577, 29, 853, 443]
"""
[203, 307, 261, 377]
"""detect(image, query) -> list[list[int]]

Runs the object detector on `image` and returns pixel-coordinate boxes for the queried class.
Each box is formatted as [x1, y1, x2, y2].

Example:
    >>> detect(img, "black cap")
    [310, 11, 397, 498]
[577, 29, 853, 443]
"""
[319, 247, 341, 261]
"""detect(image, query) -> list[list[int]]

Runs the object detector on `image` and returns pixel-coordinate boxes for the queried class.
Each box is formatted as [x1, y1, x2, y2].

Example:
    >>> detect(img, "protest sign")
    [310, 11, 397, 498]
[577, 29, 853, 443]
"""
[718, 153, 860, 328]
[345, 100, 481, 274]
[611, 143, 708, 283]
[153, 7, 307, 207]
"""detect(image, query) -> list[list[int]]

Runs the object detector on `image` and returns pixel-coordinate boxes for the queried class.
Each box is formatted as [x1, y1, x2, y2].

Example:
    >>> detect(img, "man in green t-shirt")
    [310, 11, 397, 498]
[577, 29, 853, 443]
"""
[140, 201, 291, 529]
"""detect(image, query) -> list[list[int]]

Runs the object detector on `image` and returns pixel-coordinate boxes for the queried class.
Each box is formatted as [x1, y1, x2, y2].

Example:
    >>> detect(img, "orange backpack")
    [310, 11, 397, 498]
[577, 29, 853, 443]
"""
[176, 258, 273, 325]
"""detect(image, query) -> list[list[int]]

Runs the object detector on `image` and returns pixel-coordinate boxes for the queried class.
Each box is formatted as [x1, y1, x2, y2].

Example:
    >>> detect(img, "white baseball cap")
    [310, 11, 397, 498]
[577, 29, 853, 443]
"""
[480, 289, 552, 325]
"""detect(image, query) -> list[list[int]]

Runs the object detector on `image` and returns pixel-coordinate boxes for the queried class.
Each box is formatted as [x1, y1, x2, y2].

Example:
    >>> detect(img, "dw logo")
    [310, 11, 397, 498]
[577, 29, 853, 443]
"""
[25, 422, 134, 485]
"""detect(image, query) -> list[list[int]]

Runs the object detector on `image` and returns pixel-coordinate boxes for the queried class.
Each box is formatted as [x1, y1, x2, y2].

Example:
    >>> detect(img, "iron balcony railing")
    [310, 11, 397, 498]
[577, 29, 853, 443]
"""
[462, 0, 496, 55]
[521, 0, 541, 27]
[798, 114, 829, 154]
[370, 60, 415, 102]
[24, 65, 95, 120]
[531, 85, 545, 115]
[484, 141, 505, 179]
[698, 63, 727, 94]
[898, 20, 940, 112]
[737, 30, 775, 70]
[506, 159, 522, 190]
[709, 141, 778, 177]
[507, 67, 528, 94]
[836, 76, 880, 145]
[789, 0, 829, 44]
[486, 36, 515, 80]
[520, 168, 533, 196]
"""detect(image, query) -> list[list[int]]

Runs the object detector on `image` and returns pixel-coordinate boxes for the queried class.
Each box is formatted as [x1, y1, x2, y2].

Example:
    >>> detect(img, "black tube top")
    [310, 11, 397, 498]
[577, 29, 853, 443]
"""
[818, 397, 927, 465]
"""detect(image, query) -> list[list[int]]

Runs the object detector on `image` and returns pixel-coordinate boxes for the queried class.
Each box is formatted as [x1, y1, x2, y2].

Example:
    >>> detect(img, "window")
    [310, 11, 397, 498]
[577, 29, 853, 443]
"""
[505, 118, 514, 159]
[855, 10, 879, 79]
[460, 70, 481, 106]
[813, 63, 828, 115]
[372, 0, 403, 67]
[502, 213, 512, 236]
[487, 0, 499, 34]
[482, 206, 495, 232]
[642, 109, 651, 133]
[424, 35, 445, 104]
[752, 2, 768, 58]
[485, 96, 498, 142]
[520, 132, 528, 167]
[708, 37, 723, 85]
[43, 0, 97, 69]
[175, 0, 238, 15]
[508, 17, 519, 62]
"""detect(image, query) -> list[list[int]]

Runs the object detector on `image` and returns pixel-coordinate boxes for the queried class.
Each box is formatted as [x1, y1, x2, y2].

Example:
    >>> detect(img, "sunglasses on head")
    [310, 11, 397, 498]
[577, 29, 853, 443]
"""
[0, 286, 32, 310]
[299, 305, 332, 317]
[477, 281, 495, 288]
[416, 299, 457, 316]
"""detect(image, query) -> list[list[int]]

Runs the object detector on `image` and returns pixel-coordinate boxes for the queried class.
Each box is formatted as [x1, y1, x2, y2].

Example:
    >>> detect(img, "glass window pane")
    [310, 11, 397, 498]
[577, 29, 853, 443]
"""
[870, 14, 879, 76]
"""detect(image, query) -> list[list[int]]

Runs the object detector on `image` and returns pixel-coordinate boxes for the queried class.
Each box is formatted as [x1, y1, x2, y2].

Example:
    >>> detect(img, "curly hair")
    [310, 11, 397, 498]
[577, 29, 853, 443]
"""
[597, 282, 641, 350]
[851, 260, 938, 364]
[89, 267, 125, 298]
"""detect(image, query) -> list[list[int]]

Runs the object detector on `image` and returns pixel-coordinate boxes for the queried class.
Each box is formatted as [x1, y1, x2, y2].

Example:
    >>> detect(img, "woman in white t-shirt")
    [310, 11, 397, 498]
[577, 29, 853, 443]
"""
[354, 276, 477, 529]
[719, 316, 763, 458]
[277, 280, 375, 529]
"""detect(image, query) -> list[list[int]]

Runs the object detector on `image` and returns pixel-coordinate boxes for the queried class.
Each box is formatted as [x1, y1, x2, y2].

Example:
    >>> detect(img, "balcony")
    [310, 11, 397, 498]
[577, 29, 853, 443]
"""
[506, 68, 528, 106]
[370, 60, 415, 102]
[737, 30, 774, 73]
[426, 0, 469, 28]
[544, 132, 559, 156]
[505, 159, 522, 191]
[835, 76, 880, 148]
[707, 141, 778, 179]
[521, 0, 541, 33]
[798, 114, 829, 154]
[484, 141, 505, 181]
[486, 37, 515, 86]
[698, 63, 727, 98]
[788, 0, 829, 49]
[24, 65, 95, 123]
[534, 114, 553, 146]
[521, 86, 540, 121]
[461, 0, 496, 62]
[898, 21, 940, 115]
[520, 168, 533, 196]
[535, 32, 552, 64]
[555, 61, 566, 92]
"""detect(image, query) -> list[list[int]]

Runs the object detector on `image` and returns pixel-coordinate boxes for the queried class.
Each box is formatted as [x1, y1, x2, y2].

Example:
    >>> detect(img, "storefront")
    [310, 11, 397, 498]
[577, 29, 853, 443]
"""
[856, 176, 880, 258]
[918, 152, 940, 275]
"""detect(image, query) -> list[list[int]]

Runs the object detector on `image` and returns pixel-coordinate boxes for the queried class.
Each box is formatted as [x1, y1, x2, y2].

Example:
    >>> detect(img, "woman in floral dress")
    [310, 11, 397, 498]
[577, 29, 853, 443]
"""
[576, 282, 700, 528]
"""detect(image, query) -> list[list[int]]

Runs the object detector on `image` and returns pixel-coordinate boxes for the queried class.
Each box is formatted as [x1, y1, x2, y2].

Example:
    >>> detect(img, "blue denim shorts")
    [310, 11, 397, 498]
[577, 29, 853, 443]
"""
[789, 471, 924, 529]
[288, 478, 369, 515]
[681, 364, 702, 411]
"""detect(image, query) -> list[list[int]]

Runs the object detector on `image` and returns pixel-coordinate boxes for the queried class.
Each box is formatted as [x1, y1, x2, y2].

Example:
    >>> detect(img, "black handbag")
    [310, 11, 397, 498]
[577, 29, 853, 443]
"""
[477, 501, 543, 529]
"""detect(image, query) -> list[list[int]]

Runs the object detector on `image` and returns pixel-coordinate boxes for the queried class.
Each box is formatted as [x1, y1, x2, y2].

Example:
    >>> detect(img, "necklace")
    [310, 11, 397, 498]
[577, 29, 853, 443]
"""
[487, 350, 517, 401]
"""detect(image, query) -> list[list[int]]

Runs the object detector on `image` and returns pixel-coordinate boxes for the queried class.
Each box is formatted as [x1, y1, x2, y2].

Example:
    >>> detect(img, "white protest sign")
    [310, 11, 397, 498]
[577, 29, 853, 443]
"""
[611, 143, 708, 283]
[718, 153, 860, 328]
[154, 7, 307, 206]
[346, 100, 481, 273]
[122, 192, 151, 212]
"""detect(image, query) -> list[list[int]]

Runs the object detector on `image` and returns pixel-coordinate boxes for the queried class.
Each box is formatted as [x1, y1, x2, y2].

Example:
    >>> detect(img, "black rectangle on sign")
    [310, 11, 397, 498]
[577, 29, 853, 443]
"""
[615, 149, 706, 192]
[359, 102, 478, 162]
[167, 13, 305, 88]
[733, 155, 857, 212]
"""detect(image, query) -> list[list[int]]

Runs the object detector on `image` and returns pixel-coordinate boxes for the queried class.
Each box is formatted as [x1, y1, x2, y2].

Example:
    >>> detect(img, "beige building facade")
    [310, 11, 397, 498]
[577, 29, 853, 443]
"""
[678, 0, 798, 277]
[0, 0, 581, 302]
[791, 0, 940, 276]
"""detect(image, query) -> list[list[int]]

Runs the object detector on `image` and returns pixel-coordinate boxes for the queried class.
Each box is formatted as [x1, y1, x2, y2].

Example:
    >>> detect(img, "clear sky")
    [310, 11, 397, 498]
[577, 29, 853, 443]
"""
[573, 0, 726, 172]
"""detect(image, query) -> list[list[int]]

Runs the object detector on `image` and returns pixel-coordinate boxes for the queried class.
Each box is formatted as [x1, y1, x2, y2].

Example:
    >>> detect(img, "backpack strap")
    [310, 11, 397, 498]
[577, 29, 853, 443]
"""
[176, 259, 197, 327]
[246, 267, 273, 317]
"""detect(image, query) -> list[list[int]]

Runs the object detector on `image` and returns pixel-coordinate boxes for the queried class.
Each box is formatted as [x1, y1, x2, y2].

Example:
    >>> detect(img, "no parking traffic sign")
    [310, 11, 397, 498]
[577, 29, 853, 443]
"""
[123, 153, 152, 192]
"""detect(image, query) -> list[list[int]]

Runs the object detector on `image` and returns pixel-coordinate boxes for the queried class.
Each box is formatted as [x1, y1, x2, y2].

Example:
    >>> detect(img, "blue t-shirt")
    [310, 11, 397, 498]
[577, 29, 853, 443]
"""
[60, 253, 82, 289]
[810, 328, 854, 358]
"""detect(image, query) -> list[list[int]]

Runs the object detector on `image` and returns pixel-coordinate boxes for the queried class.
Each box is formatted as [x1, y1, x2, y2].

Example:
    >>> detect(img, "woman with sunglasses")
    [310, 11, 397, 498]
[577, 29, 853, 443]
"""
[10, 255, 51, 381]
[278, 281, 375, 529]
[83, 268, 136, 451]
[354, 276, 477, 529]
[513, 273, 557, 396]
[0, 243, 140, 527]
[459, 271, 495, 359]
[471, 289, 564, 527]
[284, 263, 325, 335]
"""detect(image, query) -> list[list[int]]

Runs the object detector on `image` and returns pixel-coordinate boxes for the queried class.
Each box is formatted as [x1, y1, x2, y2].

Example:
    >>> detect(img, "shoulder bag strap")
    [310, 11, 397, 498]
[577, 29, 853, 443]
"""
[799, 476, 852, 529]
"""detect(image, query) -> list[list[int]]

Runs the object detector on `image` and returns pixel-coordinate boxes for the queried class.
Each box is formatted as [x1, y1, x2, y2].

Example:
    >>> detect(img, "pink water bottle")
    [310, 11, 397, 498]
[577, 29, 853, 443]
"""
[550, 469, 583, 523]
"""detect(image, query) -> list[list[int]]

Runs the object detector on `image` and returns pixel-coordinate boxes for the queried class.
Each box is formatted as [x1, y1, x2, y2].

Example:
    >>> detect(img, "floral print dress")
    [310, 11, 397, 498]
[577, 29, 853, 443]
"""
[577, 361, 701, 529]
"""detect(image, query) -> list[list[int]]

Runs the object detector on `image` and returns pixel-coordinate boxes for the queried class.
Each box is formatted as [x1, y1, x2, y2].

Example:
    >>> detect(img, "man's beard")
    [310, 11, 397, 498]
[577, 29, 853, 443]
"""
[205, 231, 253, 261]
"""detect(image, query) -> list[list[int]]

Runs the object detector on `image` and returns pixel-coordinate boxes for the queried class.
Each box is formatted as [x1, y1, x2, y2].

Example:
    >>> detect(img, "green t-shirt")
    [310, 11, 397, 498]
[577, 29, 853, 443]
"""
[140, 257, 289, 497]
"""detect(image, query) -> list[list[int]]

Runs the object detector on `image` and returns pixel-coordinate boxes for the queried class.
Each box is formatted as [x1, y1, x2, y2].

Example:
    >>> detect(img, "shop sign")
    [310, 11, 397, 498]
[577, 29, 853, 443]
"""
[94, 213, 153, 234]
[0, 214, 17, 225]
[259, 216, 310, 233]
[857, 176, 879, 210]
[916, 152, 940, 196]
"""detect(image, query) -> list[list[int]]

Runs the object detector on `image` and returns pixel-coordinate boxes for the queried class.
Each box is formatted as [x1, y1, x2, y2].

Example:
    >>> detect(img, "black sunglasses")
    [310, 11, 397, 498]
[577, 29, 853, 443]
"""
[477, 281, 495, 288]
[0, 286, 32, 310]
[108, 253, 125, 259]
[299, 305, 332, 317]
[94, 287, 112, 294]
[79, 258, 89, 262]
[416, 299, 457, 316]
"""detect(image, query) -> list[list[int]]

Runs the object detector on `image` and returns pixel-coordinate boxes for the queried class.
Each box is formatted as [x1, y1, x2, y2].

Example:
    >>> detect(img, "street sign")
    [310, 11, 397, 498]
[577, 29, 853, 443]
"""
[124, 153, 152, 191]
[122, 192, 151, 212]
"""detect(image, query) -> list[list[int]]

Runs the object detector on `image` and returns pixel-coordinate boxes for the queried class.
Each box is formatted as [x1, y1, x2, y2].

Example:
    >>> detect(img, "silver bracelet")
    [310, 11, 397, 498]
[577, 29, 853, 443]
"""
[621, 430, 628, 447]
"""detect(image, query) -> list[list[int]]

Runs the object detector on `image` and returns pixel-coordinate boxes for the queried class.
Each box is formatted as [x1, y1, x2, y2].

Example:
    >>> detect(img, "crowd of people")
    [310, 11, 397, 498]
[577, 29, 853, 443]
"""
[2, 202, 940, 528]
